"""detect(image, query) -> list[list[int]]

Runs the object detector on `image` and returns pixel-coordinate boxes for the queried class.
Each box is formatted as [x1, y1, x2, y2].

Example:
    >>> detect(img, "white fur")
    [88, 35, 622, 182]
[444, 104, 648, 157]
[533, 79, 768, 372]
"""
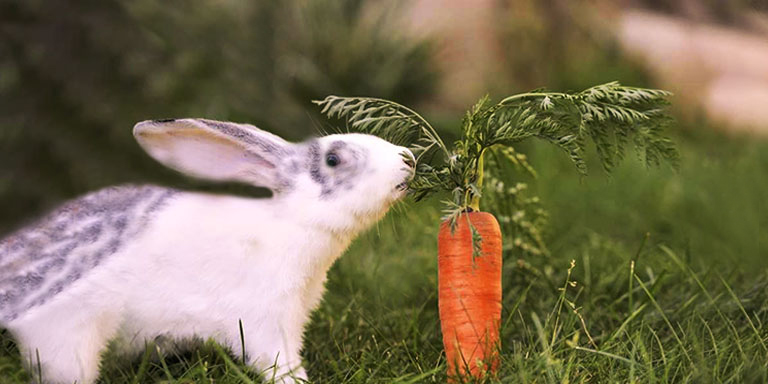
[3, 119, 414, 383]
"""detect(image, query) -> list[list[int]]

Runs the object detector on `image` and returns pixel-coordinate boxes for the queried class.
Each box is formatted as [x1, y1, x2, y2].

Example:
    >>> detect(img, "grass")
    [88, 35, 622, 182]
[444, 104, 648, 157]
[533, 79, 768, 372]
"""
[1, 125, 767, 383]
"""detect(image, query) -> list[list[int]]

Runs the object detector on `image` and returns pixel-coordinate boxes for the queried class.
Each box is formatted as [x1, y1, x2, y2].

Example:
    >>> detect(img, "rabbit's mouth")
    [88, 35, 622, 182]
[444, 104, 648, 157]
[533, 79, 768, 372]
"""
[394, 170, 414, 196]
[391, 180, 410, 200]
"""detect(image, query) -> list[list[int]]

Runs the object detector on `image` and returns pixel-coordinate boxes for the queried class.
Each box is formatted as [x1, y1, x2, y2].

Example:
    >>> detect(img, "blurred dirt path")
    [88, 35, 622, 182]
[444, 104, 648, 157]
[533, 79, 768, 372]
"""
[620, 10, 768, 133]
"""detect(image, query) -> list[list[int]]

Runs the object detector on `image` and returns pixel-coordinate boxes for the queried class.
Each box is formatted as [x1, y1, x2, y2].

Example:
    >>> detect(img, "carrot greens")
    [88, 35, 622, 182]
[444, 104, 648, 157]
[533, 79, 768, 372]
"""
[315, 81, 679, 227]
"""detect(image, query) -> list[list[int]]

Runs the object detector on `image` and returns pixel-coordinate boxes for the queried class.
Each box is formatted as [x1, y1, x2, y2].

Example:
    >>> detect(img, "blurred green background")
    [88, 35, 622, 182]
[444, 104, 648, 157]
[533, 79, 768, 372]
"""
[1, 0, 767, 382]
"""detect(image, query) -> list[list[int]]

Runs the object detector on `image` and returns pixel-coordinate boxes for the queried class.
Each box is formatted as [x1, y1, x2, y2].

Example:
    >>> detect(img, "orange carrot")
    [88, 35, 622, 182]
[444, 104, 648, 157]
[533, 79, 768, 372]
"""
[438, 211, 502, 381]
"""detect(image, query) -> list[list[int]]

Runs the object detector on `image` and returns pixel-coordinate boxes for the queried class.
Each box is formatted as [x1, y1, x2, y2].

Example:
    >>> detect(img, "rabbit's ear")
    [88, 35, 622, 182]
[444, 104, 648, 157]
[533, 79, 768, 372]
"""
[134, 119, 293, 190]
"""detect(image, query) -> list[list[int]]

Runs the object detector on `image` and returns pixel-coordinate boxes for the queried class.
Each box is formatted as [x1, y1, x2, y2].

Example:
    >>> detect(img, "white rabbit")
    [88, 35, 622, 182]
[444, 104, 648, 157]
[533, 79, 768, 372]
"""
[0, 118, 415, 383]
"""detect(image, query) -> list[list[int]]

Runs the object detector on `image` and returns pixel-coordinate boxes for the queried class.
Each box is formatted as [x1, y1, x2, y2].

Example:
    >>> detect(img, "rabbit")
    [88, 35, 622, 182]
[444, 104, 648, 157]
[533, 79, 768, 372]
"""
[0, 118, 416, 384]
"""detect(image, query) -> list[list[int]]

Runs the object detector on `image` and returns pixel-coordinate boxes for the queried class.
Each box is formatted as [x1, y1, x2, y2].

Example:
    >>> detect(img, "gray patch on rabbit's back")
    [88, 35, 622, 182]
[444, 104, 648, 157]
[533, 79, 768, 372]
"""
[0, 185, 176, 321]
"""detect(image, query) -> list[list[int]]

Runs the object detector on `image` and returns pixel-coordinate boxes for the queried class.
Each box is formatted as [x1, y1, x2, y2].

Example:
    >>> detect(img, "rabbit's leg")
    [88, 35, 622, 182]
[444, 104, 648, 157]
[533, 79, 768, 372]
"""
[12, 306, 118, 384]
[232, 319, 307, 383]
[256, 355, 307, 384]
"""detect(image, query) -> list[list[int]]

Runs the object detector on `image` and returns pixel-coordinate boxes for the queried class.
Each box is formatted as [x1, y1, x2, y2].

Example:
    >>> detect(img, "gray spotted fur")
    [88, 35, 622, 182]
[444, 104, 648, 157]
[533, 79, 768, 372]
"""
[307, 140, 367, 197]
[199, 119, 292, 157]
[0, 185, 176, 321]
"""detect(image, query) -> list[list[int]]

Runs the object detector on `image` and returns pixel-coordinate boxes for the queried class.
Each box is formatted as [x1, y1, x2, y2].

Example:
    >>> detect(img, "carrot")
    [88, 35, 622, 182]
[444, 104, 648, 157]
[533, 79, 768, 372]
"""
[438, 211, 502, 381]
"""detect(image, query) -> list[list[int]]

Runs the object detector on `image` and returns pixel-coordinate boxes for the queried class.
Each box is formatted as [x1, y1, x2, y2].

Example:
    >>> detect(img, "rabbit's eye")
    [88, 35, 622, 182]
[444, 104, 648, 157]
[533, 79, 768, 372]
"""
[325, 153, 340, 167]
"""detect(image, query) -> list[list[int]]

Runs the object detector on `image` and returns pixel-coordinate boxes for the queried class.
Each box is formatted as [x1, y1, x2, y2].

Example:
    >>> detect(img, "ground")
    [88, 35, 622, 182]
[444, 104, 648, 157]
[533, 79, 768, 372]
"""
[1, 126, 767, 383]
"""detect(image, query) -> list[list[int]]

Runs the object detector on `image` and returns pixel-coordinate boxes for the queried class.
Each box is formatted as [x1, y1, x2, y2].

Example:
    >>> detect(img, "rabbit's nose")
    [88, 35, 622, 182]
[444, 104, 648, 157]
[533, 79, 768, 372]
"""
[401, 149, 416, 169]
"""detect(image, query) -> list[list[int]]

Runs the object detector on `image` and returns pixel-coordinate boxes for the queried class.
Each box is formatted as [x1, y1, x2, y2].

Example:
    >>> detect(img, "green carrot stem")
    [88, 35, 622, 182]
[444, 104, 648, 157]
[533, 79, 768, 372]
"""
[469, 150, 485, 211]
[498, 91, 569, 105]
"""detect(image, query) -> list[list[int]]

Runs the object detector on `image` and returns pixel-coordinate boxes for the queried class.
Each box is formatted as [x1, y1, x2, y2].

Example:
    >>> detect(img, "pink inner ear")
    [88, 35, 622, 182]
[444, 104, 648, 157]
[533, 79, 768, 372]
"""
[156, 136, 252, 181]
[243, 150, 276, 169]
[236, 150, 281, 188]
